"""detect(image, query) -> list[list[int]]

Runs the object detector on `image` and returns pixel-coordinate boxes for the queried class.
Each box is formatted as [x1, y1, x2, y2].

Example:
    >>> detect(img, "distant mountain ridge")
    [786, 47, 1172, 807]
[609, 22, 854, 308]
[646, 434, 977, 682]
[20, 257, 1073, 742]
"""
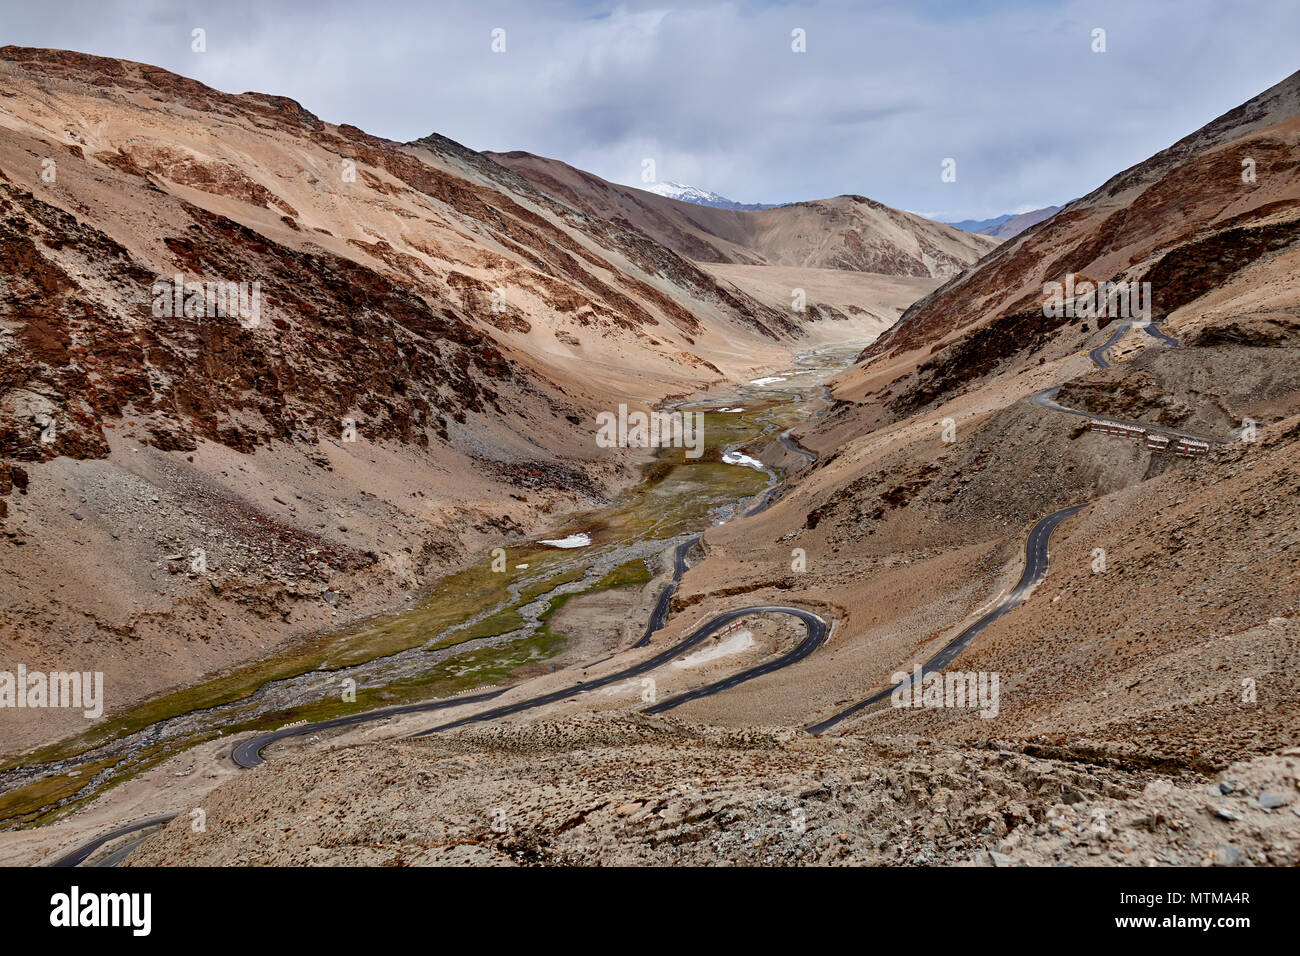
[486, 150, 999, 277]
[943, 213, 1015, 233]
[944, 206, 1060, 239]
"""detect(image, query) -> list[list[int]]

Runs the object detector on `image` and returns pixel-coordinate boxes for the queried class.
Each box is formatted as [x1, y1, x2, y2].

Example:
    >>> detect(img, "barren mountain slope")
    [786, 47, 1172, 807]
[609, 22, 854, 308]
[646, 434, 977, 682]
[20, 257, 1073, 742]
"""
[126, 713, 1300, 867]
[486, 149, 999, 276]
[826, 67, 1300, 434]
[0, 45, 837, 751]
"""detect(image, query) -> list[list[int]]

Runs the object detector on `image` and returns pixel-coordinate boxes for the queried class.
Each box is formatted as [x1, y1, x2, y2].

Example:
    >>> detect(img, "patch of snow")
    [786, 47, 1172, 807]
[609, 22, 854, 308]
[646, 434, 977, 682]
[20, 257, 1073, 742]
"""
[539, 533, 591, 549]
[639, 181, 781, 210]
[749, 376, 786, 386]
[722, 451, 765, 471]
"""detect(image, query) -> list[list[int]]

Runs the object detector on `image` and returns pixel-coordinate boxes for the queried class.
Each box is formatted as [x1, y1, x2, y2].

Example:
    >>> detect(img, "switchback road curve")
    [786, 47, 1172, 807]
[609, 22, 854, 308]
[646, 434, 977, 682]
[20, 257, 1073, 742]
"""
[58, 602, 826, 864]
[806, 320, 1201, 735]
[237, 427, 801, 762]
[1087, 319, 1179, 369]
[1030, 387, 1226, 444]
[642, 607, 827, 714]
[1087, 322, 1132, 369]
[805, 502, 1089, 734]
[1043, 319, 1222, 442]
[414, 605, 827, 735]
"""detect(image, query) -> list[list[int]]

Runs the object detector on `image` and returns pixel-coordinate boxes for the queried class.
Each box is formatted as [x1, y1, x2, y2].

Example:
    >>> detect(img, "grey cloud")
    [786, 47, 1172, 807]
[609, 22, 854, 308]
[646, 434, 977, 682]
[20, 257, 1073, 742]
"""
[2, 0, 1297, 218]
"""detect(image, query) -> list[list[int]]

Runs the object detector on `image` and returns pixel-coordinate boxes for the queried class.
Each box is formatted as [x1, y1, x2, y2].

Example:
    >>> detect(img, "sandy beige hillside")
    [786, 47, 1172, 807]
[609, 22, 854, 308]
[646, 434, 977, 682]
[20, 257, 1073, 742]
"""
[486, 149, 999, 276]
[699, 264, 937, 346]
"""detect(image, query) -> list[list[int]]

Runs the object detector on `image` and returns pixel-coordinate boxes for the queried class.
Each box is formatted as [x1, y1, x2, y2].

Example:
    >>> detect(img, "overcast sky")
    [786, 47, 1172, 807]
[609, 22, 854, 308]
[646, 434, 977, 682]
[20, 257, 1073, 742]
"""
[4, 0, 1298, 220]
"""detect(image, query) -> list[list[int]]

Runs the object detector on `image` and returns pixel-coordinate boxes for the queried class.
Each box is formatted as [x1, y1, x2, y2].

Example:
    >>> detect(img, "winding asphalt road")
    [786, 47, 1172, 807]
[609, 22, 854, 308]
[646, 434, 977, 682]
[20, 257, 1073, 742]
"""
[1030, 387, 1225, 444]
[1087, 321, 1135, 369]
[48, 411, 810, 862]
[631, 428, 810, 649]
[58, 603, 826, 862]
[230, 687, 508, 769]
[805, 502, 1088, 734]
[414, 605, 826, 735]
[805, 317, 1209, 734]
[1087, 319, 1179, 369]
[642, 607, 827, 714]
[50, 814, 178, 868]
[1141, 322, 1180, 348]
[642, 608, 826, 712]
[235, 425, 800, 766]
[635, 538, 695, 648]
[1041, 319, 1222, 443]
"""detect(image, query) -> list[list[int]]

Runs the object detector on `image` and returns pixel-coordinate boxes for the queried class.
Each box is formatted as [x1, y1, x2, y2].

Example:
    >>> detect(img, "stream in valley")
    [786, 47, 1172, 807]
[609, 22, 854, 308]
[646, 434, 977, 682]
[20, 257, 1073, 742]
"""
[0, 347, 855, 827]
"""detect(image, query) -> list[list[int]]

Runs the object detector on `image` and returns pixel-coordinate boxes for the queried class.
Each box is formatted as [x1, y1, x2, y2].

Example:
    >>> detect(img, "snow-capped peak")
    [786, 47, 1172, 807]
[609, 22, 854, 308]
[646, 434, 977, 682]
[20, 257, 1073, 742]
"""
[639, 181, 782, 210]
[643, 181, 735, 205]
